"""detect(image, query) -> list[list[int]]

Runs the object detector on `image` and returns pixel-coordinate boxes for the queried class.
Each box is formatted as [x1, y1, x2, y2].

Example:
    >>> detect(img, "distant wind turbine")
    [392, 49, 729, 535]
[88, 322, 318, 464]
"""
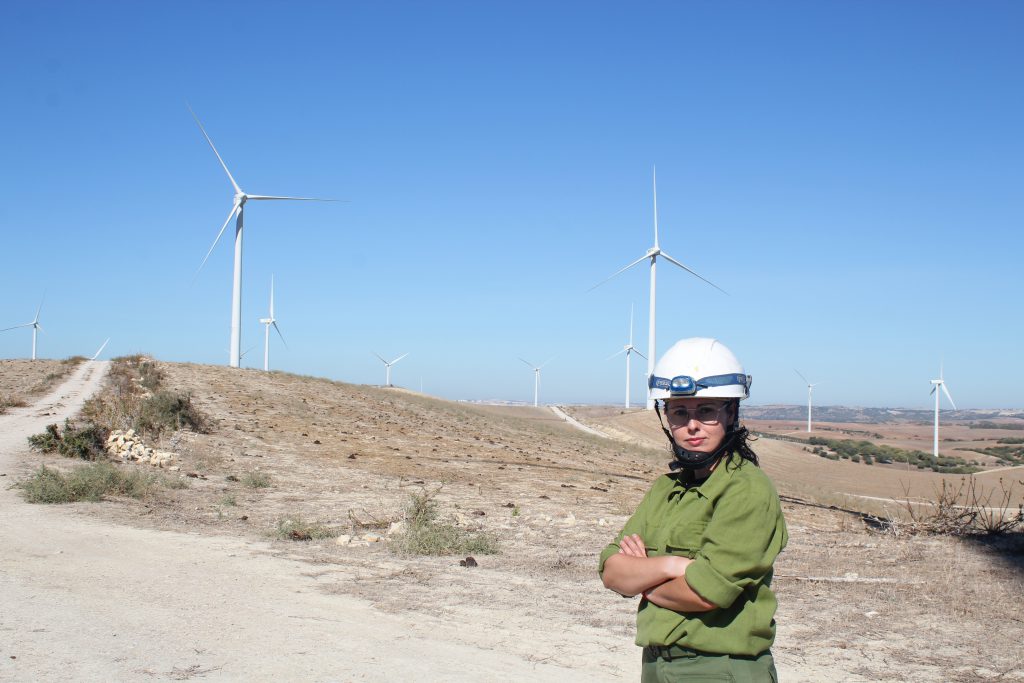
[375, 352, 408, 386]
[794, 369, 819, 433]
[930, 364, 957, 461]
[591, 167, 726, 409]
[259, 275, 287, 372]
[519, 357, 553, 408]
[91, 338, 110, 361]
[608, 304, 646, 409]
[189, 105, 334, 369]
[1, 299, 44, 360]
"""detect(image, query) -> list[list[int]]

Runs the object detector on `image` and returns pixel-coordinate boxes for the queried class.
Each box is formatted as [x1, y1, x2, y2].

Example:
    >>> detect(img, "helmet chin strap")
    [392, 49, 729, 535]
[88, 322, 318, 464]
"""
[655, 400, 740, 472]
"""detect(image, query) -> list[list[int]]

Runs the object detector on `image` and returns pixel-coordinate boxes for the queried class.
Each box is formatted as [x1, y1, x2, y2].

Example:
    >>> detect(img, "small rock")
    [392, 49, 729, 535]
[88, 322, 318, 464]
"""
[313, 439, 321, 444]
[362, 533, 383, 543]
[348, 454, 357, 459]
[472, 510, 486, 516]
[460, 556, 478, 568]
[387, 521, 406, 536]
[502, 502, 515, 508]
[167, 466, 180, 472]
[335, 534, 352, 545]
[226, 475, 239, 482]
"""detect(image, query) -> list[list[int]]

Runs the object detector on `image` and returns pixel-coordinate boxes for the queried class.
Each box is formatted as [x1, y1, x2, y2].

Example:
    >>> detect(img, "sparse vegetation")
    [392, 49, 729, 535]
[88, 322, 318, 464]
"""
[19, 463, 158, 504]
[884, 477, 1024, 537]
[957, 443, 1024, 466]
[82, 356, 210, 439]
[0, 393, 28, 414]
[389, 490, 498, 556]
[806, 436, 979, 473]
[275, 516, 340, 541]
[27, 420, 109, 461]
[241, 470, 272, 489]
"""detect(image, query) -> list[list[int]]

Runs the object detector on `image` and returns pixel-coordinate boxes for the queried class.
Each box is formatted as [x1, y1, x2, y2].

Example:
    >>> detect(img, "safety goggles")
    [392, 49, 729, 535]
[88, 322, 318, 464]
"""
[664, 402, 728, 425]
[648, 373, 751, 397]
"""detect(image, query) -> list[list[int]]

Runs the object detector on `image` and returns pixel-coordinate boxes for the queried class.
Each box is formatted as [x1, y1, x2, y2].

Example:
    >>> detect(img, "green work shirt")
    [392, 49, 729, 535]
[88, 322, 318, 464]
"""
[598, 454, 788, 656]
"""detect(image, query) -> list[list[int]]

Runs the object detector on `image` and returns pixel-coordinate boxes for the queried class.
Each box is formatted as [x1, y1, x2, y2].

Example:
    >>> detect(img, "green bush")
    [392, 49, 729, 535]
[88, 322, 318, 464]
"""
[27, 420, 109, 461]
[19, 463, 157, 504]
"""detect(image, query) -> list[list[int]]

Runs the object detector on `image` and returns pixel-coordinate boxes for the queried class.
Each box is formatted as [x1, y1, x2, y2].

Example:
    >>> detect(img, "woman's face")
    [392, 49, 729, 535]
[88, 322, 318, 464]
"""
[665, 397, 733, 453]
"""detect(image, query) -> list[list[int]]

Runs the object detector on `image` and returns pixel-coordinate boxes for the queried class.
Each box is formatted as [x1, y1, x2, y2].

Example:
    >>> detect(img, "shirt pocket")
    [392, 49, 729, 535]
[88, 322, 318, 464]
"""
[664, 520, 707, 558]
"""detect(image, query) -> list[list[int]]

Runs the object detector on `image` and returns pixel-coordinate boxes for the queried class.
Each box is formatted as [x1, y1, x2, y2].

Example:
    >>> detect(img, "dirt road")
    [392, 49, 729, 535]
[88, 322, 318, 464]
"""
[0, 363, 632, 682]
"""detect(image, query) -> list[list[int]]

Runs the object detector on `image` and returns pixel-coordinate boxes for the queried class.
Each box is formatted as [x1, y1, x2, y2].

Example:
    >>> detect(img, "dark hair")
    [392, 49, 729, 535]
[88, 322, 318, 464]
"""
[726, 424, 759, 468]
[724, 399, 759, 468]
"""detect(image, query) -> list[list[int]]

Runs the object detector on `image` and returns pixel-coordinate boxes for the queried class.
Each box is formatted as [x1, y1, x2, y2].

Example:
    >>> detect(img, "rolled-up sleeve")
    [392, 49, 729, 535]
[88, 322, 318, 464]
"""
[683, 477, 786, 608]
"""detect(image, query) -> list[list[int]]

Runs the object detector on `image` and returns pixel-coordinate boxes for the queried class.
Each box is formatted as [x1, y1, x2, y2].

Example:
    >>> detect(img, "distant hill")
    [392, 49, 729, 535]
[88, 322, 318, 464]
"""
[742, 404, 1024, 424]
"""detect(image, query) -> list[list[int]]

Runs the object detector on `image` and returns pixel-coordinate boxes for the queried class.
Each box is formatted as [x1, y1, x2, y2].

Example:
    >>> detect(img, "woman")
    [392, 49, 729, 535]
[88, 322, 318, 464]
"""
[599, 338, 787, 682]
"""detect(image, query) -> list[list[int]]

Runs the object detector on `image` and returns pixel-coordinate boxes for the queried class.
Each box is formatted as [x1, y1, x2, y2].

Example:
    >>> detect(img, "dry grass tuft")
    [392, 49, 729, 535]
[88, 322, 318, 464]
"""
[389, 490, 498, 556]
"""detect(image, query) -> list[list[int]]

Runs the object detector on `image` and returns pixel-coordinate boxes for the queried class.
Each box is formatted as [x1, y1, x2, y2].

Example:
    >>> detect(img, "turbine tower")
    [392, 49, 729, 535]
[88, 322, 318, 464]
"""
[259, 275, 287, 372]
[190, 106, 333, 368]
[591, 167, 726, 409]
[794, 369, 818, 433]
[519, 357, 552, 407]
[375, 352, 408, 386]
[608, 304, 646, 409]
[930, 365, 957, 461]
[1, 300, 44, 360]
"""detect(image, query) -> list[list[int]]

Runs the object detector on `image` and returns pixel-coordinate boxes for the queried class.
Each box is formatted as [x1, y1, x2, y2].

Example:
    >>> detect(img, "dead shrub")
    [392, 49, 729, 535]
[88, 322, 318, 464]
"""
[275, 516, 340, 541]
[898, 477, 1024, 536]
[27, 420, 109, 461]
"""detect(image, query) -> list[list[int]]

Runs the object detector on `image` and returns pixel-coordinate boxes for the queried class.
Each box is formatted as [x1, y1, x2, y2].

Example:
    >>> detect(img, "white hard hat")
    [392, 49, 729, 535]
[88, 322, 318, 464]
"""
[649, 338, 751, 401]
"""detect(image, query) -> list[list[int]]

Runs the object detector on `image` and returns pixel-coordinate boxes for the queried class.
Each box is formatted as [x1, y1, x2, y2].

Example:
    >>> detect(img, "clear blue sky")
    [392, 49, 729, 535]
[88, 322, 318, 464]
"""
[1, 1, 1021, 409]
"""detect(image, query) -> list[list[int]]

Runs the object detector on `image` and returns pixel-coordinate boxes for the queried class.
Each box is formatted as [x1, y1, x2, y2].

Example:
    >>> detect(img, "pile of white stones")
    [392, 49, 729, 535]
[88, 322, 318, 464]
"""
[105, 429, 179, 470]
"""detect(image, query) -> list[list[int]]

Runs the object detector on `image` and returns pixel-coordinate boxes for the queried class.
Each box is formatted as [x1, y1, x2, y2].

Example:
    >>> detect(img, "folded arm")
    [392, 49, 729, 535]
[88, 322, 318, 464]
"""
[601, 534, 716, 612]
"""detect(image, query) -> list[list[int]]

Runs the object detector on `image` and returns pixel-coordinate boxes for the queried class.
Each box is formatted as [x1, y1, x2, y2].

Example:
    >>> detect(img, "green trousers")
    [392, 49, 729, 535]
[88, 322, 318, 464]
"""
[641, 646, 778, 683]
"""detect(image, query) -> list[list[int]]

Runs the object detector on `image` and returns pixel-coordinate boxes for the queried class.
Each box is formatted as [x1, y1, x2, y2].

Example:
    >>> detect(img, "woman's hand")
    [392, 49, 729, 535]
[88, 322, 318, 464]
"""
[618, 534, 648, 558]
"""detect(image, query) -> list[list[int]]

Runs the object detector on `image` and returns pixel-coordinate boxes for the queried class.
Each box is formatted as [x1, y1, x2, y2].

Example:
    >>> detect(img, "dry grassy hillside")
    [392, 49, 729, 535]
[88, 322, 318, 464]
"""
[571, 406, 1024, 511]
[0, 358, 84, 412]
[12, 360, 1024, 682]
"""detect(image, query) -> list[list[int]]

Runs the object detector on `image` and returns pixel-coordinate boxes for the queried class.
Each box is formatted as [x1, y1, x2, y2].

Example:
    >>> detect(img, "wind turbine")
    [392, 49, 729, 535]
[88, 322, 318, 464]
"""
[91, 338, 110, 361]
[375, 352, 408, 386]
[189, 105, 333, 369]
[591, 167, 726, 409]
[794, 369, 818, 433]
[519, 357, 552, 407]
[2, 299, 44, 360]
[259, 275, 287, 372]
[930, 364, 957, 461]
[608, 304, 646, 409]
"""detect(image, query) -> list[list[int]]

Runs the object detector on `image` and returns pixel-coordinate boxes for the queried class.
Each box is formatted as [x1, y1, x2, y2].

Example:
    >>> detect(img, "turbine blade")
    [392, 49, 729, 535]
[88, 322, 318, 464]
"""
[188, 104, 242, 194]
[194, 202, 240, 280]
[539, 357, 554, 369]
[391, 353, 409, 365]
[588, 253, 649, 291]
[794, 369, 809, 385]
[658, 252, 729, 295]
[941, 383, 957, 410]
[652, 165, 659, 249]
[930, 386, 937, 396]
[373, 352, 388, 364]
[246, 195, 336, 202]
[33, 299, 43, 323]
[607, 349, 627, 361]
[273, 322, 288, 349]
[518, 357, 535, 369]
[0, 323, 33, 332]
[91, 338, 110, 360]
[269, 275, 275, 317]
[634, 349, 647, 360]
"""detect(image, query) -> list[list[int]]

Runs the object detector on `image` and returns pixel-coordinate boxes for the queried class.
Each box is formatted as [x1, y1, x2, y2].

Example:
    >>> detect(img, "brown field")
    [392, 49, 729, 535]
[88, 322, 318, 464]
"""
[0, 358, 84, 412]
[6, 361, 1024, 681]
[571, 406, 1024, 512]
